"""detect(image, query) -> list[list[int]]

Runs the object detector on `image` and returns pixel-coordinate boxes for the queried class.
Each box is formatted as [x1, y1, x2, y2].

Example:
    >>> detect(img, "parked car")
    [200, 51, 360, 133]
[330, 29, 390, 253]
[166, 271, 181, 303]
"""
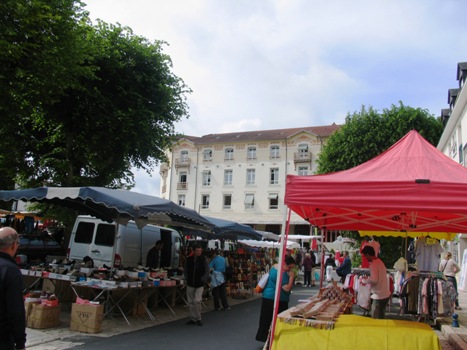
[17, 234, 66, 264]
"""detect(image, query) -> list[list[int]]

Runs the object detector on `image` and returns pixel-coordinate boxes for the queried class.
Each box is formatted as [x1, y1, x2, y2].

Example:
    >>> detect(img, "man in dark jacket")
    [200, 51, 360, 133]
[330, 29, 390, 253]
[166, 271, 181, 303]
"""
[184, 245, 210, 326]
[0, 227, 26, 350]
[146, 240, 164, 269]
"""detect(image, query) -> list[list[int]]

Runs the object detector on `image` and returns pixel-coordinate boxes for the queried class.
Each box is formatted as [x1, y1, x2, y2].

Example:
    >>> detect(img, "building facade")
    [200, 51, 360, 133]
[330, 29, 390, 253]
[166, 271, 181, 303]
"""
[160, 124, 340, 235]
[437, 61, 467, 277]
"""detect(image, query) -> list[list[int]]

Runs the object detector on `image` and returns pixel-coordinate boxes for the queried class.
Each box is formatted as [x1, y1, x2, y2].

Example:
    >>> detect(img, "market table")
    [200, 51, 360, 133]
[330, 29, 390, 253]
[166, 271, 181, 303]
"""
[70, 283, 180, 325]
[272, 314, 441, 350]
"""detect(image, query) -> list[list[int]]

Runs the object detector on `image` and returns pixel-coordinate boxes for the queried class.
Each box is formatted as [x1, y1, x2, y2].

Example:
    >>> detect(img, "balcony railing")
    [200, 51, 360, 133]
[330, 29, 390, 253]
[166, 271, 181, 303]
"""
[175, 158, 191, 168]
[177, 182, 188, 190]
[294, 152, 311, 163]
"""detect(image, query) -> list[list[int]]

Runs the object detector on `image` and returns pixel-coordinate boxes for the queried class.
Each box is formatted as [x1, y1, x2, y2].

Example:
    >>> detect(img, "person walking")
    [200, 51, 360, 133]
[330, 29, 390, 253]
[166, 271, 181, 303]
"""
[209, 250, 230, 311]
[439, 252, 462, 310]
[255, 255, 296, 343]
[325, 253, 336, 282]
[0, 227, 26, 350]
[361, 246, 391, 319]
[336, 250, 351, 284]
[184, 245, 210, 326]
[303, 253, 313, 287]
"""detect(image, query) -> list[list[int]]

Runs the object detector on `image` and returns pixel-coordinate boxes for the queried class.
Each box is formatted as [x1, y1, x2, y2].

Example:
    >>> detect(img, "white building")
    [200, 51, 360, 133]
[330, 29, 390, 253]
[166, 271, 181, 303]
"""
[437, 61, 467, 273]
[160, 124, 340, 235]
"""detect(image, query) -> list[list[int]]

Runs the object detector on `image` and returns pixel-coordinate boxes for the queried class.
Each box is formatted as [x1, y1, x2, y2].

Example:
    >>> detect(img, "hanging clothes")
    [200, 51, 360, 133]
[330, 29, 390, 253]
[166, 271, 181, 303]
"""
[414, 237, 443, 271]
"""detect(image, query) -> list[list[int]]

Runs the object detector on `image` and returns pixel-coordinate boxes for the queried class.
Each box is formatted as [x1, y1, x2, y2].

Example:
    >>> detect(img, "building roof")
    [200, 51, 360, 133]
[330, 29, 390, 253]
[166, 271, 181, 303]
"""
[179, 123, 341, 145]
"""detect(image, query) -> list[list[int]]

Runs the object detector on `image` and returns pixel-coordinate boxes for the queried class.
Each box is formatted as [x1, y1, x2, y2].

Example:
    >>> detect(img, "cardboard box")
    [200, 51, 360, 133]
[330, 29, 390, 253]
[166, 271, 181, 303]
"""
[26, 303, 60, 329]
[70, 303, 104, 334]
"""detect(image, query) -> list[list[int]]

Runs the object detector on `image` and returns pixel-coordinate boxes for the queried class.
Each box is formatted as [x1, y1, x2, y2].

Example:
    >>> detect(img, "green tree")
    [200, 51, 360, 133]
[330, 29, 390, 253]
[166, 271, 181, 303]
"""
[1, 2, 190, 189]
[316, 102, 443, 174]
[0, 0, 93, 189]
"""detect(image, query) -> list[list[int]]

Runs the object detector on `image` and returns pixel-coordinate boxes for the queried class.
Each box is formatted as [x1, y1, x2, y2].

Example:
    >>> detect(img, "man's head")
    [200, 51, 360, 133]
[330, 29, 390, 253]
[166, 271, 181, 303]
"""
[193, 244, 203, 257]
[361, 246, 376, 261]
[445, 252, 452, 260]
[343, 250, 349, 257]
[0, 227, 20, 257]
[155, 240, 164, 249]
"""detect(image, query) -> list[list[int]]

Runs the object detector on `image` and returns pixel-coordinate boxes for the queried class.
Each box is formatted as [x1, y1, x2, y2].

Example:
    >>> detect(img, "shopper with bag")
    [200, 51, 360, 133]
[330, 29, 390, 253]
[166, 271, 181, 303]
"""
[209, 250, 230, 311]
[255, 255, 296, 343]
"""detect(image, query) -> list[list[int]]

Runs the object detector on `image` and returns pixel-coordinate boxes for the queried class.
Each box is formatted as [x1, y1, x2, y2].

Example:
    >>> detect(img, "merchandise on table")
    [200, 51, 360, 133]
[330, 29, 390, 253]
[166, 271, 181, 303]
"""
[277, 283, 352, 329]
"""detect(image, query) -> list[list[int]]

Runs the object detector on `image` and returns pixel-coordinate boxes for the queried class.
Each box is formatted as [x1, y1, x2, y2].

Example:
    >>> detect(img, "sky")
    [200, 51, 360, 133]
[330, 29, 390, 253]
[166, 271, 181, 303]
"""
[84, 0, 467, 196]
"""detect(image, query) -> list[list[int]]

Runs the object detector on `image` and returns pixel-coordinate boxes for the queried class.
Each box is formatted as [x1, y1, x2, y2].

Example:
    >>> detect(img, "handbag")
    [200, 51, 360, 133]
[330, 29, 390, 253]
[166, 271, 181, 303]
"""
[255, 272, 269, 293]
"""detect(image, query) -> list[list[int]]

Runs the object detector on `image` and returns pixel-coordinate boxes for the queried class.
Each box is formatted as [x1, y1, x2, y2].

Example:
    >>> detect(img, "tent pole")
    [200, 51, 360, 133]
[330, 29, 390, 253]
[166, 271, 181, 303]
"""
[320, 227, 327, 289]
[269, 206, 291, 350]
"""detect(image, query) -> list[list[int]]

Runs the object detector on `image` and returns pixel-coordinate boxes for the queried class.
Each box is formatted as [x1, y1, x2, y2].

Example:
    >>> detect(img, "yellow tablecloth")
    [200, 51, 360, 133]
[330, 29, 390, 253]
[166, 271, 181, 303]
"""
[272, 315, 440, 350]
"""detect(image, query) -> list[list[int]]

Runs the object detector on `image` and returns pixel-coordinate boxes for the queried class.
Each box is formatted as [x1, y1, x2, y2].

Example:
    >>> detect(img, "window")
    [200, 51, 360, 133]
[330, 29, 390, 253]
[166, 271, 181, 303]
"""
[270, 145, 280, 159]
[247, 146, 257, 160]
[201, 195, 210, 209]
[224, 169, 233, 185]
[179, 171, 188, 189]
[223, 194, 232, 209]
[74, 222, 95, 244]
[268, 193, 279, 209]
[203, 149, 213, 161]
[180, 150, 189, 162]
[225, 148, 234, 160]
[95, 224, 116, 246]
[298, 166, 309, 176]
[178, 194, 186, 206]
[298, 144, 309, 158]
[244, 194, 255, 209]
[270, 168, 279, 184]
[202, 171, 211, 186]
[246, 169, 255, 185]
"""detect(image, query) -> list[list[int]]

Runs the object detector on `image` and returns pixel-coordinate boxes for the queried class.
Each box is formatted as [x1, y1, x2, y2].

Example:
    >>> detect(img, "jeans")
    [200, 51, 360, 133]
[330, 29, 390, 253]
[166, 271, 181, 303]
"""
[212, 282, 229, 309]
[371, 297, 390, 319]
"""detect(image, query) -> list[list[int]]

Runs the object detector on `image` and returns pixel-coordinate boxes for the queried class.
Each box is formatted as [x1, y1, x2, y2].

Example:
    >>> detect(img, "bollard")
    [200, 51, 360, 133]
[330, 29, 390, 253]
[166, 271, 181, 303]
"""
[452, 313, 460, 328]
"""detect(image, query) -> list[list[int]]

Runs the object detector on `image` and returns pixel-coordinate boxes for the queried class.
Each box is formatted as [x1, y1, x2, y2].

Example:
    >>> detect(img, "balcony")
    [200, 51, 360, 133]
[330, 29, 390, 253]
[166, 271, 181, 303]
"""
[294, 152, 311, 163]
[177, 182, 188, 190]
[175, 158, 191, 168]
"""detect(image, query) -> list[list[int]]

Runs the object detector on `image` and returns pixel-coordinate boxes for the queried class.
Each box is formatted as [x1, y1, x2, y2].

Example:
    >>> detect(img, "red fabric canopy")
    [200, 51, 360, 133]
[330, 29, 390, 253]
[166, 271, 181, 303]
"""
[285, 130, 467, 233]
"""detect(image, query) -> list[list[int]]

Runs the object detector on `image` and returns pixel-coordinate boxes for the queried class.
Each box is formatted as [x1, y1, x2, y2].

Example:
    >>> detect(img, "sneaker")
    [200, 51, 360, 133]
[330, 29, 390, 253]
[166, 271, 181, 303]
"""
[196, 320, 203, 326]
[223, 307, 231, 310]
[302, 285, 307, 288]
[186, 320, 196, 325]
[455, 306, 462, 310]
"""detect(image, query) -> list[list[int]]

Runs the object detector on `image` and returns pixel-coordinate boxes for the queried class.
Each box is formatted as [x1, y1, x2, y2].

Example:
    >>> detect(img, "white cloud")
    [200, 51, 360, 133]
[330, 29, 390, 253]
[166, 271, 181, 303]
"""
[83, 0, 467, 195]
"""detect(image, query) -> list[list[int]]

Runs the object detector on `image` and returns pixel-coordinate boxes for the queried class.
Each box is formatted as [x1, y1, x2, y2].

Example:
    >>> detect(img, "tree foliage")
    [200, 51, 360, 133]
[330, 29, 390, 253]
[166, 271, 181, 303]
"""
[0, 1, 190, 190]
[316, 102, 444, 174]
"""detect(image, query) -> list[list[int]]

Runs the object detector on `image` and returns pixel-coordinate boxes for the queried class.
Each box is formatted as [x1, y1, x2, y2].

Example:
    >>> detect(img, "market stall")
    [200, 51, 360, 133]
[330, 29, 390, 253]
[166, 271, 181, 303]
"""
[278, 131, 467, 350]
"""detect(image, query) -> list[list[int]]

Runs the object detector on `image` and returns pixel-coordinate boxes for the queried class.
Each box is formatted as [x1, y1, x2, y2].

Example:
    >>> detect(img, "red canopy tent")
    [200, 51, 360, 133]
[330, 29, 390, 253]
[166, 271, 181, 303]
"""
[285, 130, 467, 233]
[267, 130, 467, 349]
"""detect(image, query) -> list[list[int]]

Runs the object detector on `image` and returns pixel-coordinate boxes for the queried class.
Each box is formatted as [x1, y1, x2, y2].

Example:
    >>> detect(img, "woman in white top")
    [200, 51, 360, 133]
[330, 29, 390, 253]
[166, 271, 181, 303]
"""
[439, 252, 461, 310]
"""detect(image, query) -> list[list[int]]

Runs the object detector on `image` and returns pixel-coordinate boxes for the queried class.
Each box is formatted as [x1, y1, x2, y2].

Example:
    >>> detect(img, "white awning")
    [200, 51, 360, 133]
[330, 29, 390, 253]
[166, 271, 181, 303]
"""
[268, 194, 278, 199]
[238, 239, 300, 249]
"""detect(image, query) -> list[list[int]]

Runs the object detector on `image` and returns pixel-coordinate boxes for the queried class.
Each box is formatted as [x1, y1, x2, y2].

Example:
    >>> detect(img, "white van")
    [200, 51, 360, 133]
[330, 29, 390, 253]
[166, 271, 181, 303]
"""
[67, 215, 183, 269]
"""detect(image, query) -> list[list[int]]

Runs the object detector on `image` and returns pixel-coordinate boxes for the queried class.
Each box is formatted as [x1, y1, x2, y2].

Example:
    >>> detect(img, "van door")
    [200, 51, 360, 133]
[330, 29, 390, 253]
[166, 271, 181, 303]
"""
[71, 220, 116, 267]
